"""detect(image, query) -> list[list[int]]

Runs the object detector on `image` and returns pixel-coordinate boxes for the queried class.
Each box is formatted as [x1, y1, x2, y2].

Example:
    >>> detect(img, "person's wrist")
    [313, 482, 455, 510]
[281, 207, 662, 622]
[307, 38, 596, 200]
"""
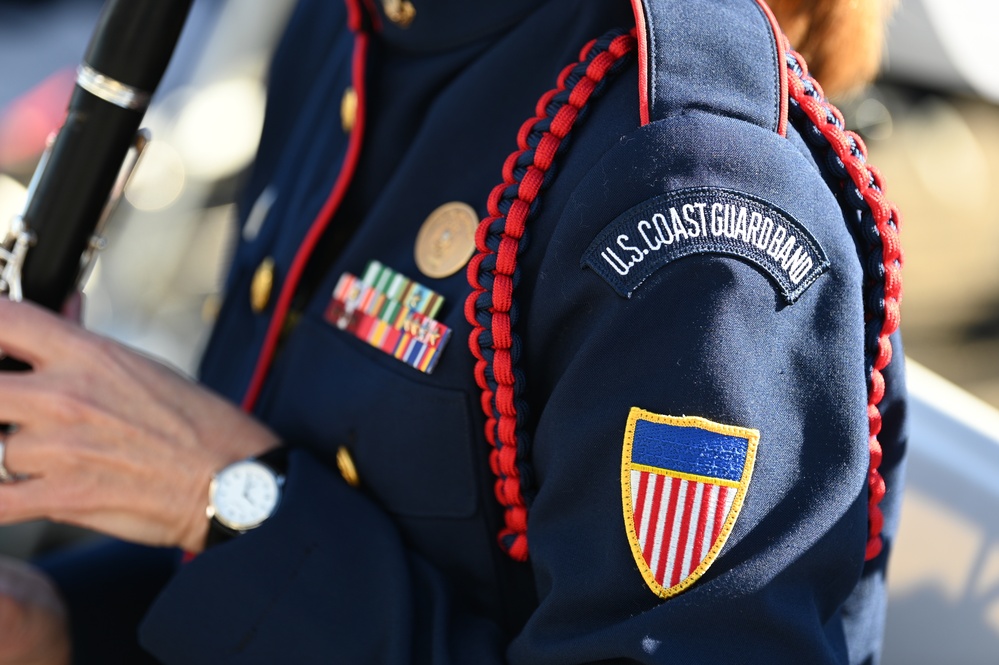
[178, 419, 283, 553]
[202, 446, 288, 551]
[177, 452, 221, 554]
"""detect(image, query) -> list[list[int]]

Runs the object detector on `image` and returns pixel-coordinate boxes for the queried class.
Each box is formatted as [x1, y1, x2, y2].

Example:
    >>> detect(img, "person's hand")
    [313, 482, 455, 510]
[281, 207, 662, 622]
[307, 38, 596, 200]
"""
[59, 292, 83, 325]
[0, 556, 69, 665]
[0, 298, 281, 552]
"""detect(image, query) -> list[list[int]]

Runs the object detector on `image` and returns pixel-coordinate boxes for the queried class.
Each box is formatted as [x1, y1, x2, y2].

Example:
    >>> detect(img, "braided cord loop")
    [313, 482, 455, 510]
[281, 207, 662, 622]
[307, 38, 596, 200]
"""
[784, 45, 903, 560]
[466, 29, 637, 561]
[467, 27, 899, 563]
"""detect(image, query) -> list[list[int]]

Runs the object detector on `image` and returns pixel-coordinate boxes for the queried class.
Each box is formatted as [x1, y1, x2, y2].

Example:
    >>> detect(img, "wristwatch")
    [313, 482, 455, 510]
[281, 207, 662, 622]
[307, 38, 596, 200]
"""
[205, 447, 287, 549]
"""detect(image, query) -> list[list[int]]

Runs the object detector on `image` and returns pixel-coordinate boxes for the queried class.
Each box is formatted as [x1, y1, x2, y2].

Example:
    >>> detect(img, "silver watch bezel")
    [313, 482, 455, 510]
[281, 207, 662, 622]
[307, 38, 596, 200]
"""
[207, 458, 284, 533]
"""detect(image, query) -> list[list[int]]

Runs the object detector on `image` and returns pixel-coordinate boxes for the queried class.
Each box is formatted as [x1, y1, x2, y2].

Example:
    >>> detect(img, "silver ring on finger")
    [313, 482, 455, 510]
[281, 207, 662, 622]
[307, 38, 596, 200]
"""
[0, 430, 30, 483]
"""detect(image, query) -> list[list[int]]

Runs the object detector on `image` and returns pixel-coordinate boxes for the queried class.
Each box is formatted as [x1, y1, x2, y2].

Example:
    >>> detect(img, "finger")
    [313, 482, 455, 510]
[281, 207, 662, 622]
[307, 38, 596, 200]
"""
[0, 443, 97, 524]
[0, 425, 48, 482]
[0, 374, 82, 433]
[60, 291, 85, 324]
[0, 437, 94, 523]
[0, 478, 57, 527]
[0, 298, 81, 367]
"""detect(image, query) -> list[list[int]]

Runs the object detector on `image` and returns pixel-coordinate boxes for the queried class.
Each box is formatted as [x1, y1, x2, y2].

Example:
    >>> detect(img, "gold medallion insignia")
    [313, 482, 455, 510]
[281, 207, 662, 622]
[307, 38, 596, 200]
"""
[382, 0, 416, 28]
[414, 202, 478, 279]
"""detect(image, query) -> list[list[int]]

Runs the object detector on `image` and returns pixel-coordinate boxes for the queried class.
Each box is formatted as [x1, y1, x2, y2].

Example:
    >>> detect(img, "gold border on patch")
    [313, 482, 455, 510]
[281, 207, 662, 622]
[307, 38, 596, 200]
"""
[621, 408, 759, 599]
[414, 201, 479, 279]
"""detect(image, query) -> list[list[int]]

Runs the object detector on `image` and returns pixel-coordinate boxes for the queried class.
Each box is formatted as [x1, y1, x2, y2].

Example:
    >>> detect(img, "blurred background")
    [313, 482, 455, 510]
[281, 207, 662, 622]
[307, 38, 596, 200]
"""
[1, 0, 998, 662]
[0, 0, 292, 374]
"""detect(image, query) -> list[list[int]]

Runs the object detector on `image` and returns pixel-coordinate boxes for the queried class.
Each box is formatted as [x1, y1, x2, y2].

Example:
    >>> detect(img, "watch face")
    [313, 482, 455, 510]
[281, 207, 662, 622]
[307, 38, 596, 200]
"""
[210, 459, 281, 531]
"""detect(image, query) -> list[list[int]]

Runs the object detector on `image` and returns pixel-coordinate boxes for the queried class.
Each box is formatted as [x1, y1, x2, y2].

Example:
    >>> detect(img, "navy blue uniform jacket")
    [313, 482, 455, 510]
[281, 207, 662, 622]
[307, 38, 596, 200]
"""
[49, 0, 909, 663]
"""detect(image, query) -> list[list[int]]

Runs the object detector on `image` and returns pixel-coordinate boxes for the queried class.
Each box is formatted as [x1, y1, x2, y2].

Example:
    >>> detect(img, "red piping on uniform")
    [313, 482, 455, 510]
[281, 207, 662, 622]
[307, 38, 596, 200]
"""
[629, 0, 651, 126]
[755, 0, 789, 137]
[241, 6, 369, 412]
[359, 0, 383, 32]
[345, 0, 364, 32]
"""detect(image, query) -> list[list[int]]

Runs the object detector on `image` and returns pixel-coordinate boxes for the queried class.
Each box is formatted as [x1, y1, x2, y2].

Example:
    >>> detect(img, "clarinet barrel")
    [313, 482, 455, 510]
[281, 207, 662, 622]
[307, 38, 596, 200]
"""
[15, 0, 193, 311]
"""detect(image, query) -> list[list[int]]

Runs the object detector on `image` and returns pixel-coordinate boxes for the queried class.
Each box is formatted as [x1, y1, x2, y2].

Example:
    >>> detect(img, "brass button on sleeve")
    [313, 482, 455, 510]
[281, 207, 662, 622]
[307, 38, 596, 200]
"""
[340, 86, 357, 134]
[336, 446, 361, 487]
[250, 257, 275, 313]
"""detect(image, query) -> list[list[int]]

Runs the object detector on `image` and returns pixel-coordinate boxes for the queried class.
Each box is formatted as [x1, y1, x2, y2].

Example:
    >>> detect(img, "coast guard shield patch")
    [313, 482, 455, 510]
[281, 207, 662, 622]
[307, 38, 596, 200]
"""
[622, 408, 759, 599]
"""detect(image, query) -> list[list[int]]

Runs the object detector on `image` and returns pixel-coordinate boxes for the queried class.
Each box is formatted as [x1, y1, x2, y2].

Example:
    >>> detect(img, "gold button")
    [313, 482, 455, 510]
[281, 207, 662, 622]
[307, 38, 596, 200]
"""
[414, 201, 479, 279]
[382, 0, 415, 28]
[336, 446, 361, 487]
[250, 257, 275, 313]
[340, 87, 357, 134]
[201, 294, 221, 323]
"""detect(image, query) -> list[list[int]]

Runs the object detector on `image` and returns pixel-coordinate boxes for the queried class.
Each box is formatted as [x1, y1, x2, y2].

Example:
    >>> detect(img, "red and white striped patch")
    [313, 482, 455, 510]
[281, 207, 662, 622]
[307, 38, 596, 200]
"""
[622, 409, 758, 599]
[630, 471, 737, 589]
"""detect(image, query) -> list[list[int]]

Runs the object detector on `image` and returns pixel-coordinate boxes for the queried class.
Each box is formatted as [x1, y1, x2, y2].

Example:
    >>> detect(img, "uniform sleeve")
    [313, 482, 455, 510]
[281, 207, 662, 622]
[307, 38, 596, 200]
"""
[501, 113, 903, 664]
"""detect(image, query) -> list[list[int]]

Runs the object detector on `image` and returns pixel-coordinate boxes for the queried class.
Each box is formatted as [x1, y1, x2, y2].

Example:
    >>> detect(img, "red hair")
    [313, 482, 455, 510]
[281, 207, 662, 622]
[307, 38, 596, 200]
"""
[767, 0, 896, 97]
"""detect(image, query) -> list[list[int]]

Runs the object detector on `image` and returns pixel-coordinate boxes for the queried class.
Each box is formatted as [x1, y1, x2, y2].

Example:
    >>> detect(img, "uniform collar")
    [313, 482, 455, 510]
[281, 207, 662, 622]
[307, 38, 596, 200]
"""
[367, 0, 545, 53]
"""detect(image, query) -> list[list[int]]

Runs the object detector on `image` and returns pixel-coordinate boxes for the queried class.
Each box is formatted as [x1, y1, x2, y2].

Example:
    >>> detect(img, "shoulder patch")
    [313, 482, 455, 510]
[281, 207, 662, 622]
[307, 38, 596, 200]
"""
[621, 407, 759, 599]
[582, 187, 829, 303]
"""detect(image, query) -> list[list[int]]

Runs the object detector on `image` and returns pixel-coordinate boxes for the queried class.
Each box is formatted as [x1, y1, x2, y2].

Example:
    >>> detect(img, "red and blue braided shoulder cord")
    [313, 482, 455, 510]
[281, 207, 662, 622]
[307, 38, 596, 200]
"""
[466, 28, 901, 563]
[784, 40, 903, 561]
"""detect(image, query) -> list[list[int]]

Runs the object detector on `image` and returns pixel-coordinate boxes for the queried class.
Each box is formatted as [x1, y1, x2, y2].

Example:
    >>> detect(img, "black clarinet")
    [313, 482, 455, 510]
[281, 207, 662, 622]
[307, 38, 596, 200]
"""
[0, 0, 193, 311]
